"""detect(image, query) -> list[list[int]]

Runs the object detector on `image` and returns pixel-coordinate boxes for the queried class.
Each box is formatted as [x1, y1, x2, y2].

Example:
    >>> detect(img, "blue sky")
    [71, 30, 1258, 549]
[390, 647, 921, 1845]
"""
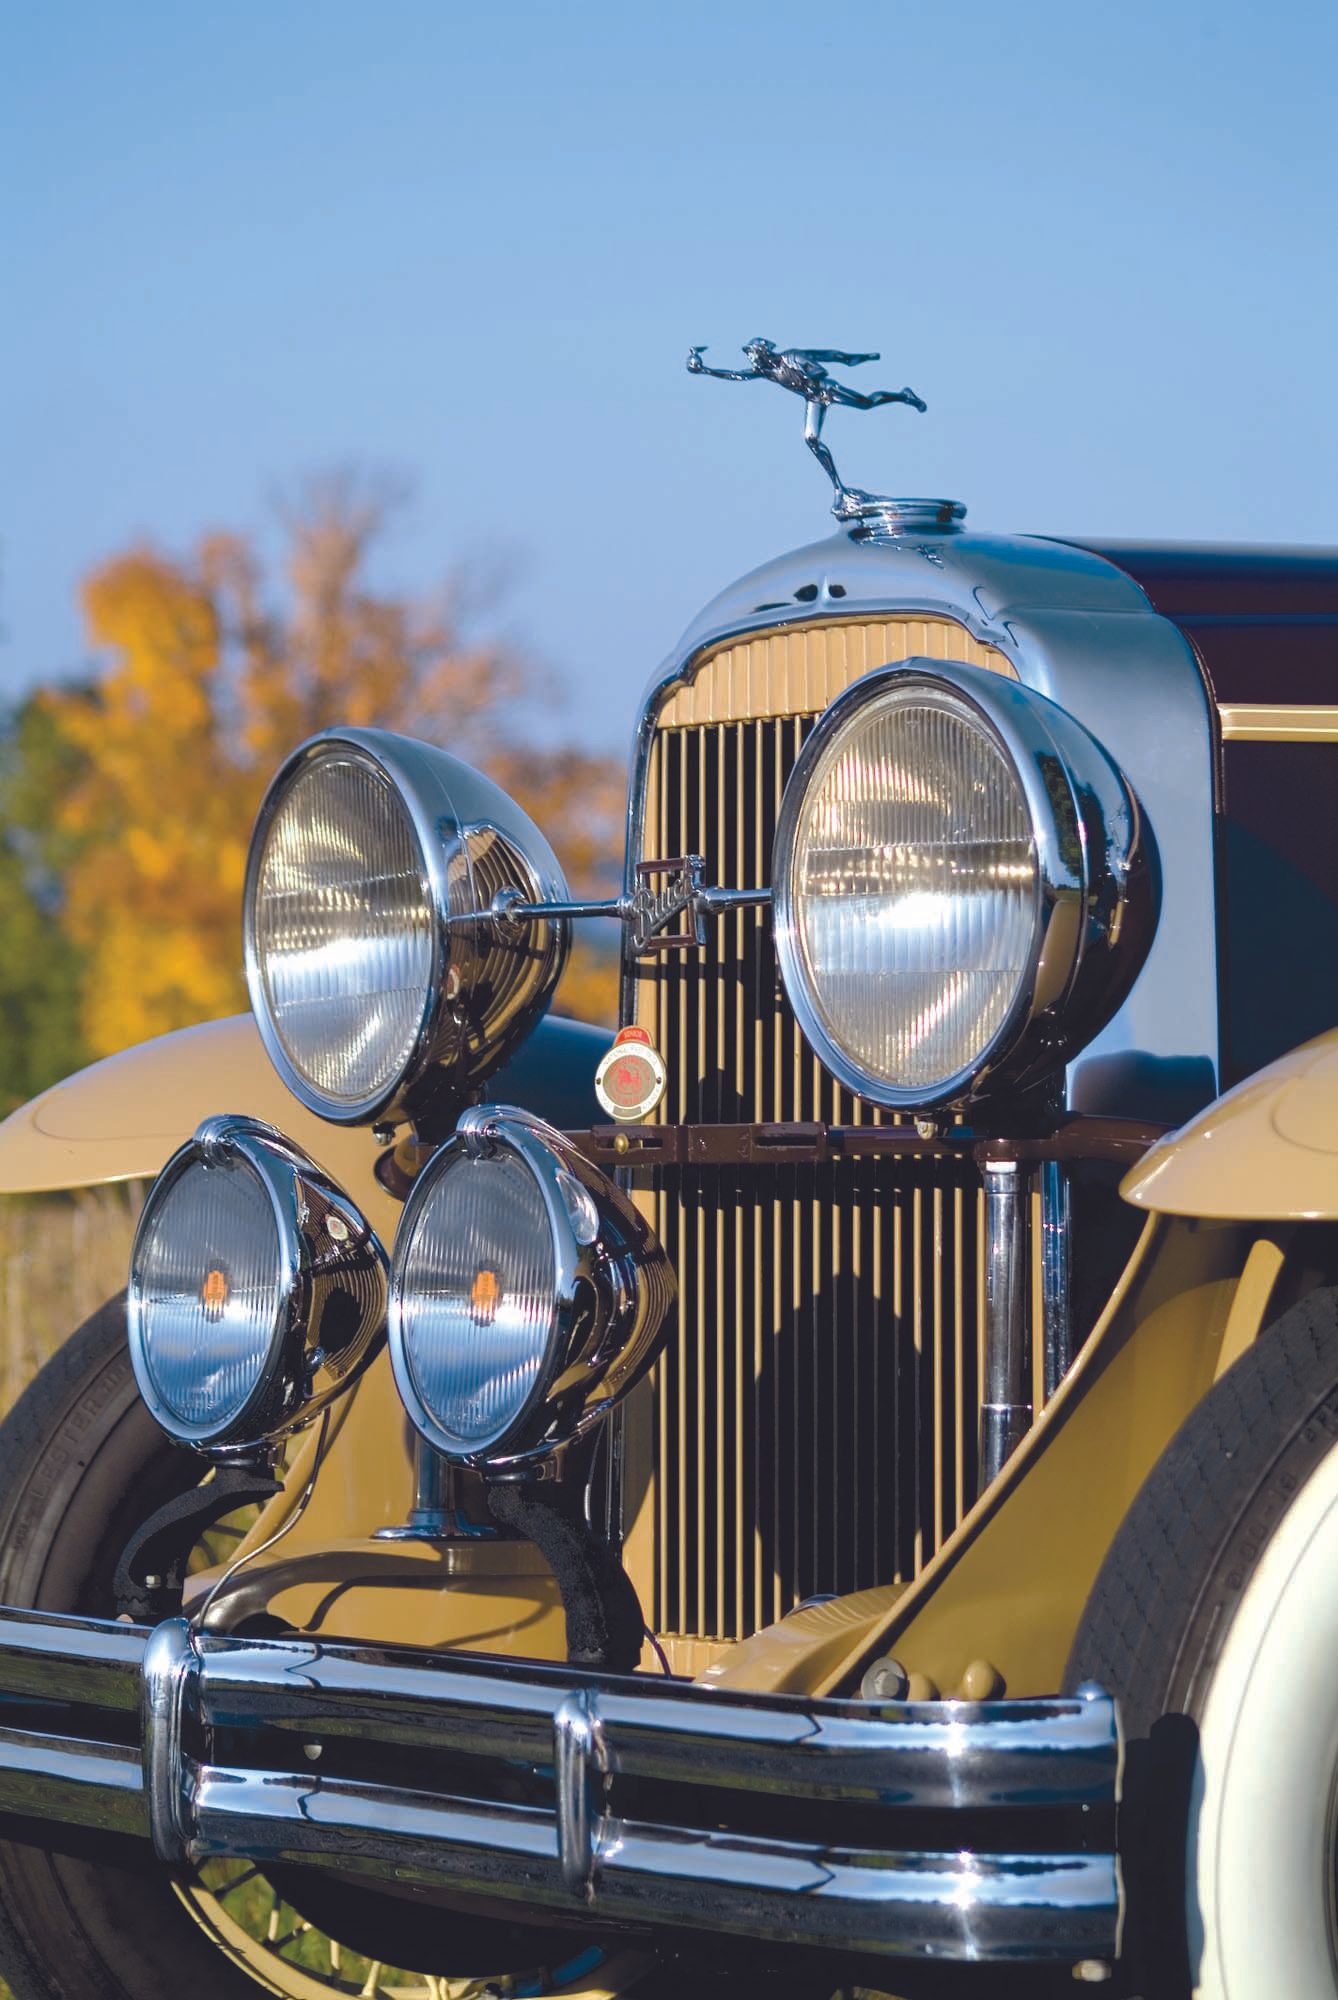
[4, 0, 1336, 755]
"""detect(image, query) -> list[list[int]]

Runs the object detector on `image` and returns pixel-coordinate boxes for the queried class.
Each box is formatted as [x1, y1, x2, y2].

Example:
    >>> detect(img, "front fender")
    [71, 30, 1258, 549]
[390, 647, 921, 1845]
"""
[0, 1012, 611, 1221]
[1121, 1027, 1338, 1220]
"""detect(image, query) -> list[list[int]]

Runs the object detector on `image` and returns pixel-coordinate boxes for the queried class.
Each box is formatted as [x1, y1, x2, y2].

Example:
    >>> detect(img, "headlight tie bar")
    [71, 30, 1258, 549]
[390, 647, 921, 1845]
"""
[491, 855, 770, 955]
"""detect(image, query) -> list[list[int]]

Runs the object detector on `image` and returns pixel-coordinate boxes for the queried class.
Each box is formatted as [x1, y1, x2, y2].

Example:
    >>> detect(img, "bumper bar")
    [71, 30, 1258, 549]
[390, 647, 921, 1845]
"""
[0, 1607, 1121, 1965]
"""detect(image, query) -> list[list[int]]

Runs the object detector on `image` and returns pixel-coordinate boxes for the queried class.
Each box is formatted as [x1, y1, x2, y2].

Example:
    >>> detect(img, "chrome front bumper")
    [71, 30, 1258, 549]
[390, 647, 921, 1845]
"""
[0, 1608, 1121, 1966]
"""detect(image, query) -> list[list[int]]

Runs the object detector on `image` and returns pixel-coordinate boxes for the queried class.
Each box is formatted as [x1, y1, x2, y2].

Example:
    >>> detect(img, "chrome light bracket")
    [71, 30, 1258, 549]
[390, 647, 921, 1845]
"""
[371, 1438, 499, 1543]
[127, 1114, 389, 1452]
[387, 1106, 675, 1471]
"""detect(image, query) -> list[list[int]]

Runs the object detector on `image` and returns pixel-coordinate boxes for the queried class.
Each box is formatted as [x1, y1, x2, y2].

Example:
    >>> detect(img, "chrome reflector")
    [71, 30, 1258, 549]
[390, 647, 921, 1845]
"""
[131, 1148, 283, 1438]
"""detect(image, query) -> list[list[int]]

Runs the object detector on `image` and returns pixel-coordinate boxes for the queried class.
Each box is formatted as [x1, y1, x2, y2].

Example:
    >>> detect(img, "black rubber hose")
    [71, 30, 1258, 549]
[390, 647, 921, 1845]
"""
[486, 1481, 645, 1674]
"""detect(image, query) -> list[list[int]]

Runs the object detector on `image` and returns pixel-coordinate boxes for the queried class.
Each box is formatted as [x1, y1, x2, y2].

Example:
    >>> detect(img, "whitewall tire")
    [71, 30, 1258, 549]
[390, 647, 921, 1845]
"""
[1191, 1433, 1338, 1997]
[1068, 1284, 1338, 2000]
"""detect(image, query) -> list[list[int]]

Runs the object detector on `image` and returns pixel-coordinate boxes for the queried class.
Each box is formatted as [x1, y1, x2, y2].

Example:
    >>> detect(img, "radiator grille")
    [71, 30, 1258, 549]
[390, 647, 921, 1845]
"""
[631, 721, 1008, 1639]
[629, 617, 1017, 1645]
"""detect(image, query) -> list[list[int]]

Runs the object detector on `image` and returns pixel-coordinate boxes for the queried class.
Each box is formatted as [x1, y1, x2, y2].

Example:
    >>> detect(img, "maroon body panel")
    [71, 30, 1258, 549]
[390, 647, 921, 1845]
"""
[1062, 540, 1338, 1086]
[1068, 539, 1338, 703]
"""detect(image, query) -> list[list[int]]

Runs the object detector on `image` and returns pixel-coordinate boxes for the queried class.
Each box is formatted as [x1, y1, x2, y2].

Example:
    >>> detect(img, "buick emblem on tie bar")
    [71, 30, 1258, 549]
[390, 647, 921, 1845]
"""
[489, 857, 769, 956]
[632, 857, 708, 951]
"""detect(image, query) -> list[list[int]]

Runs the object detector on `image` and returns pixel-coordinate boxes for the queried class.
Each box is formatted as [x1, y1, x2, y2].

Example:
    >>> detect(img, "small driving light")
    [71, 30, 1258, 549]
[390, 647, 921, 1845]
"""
[127, 1115, 389, 1451]
[388, 1107, 675, 1469]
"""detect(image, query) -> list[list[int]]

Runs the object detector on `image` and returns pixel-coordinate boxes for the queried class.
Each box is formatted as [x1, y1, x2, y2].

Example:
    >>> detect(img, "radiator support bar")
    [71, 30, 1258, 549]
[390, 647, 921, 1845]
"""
[569, 1115, 1167, 1173]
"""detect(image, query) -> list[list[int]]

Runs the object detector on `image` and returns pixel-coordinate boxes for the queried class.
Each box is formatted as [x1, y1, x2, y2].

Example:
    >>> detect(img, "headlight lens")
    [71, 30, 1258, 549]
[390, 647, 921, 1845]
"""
[131, 1150, 283, 1437]
[389, 1108, 674, 1467]
[244, 728, 569, 1125]
[774, 662, 1156, 1109]
[785, 683, 1038, 1095]
[393, 1147, 556, 1454]
[127, 1117, 388, 1449]
[250, 753, 437, 1114]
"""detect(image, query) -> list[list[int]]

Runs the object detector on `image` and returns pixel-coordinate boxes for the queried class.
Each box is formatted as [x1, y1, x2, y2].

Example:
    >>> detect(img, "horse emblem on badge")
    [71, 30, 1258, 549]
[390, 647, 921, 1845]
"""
[595, 1026, 668, 1123]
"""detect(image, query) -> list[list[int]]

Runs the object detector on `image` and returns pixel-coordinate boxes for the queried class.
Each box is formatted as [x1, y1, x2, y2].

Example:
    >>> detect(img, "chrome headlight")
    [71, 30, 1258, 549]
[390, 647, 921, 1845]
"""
[243, 728, 569, 1125]
[773, 661, 1157, 1109]
[127, 1116, 388, 1449]
[388, 1107, 674, 1468]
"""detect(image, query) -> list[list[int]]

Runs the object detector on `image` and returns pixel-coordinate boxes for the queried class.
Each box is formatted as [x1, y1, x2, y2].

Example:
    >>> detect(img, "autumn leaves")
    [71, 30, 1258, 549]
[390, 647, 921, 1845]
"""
[4, 481, 622, 1098]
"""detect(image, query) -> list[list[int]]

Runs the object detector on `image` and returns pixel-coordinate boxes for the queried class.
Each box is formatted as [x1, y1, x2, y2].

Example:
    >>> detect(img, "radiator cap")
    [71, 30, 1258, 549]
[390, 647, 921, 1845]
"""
[840, 495, 967, 541]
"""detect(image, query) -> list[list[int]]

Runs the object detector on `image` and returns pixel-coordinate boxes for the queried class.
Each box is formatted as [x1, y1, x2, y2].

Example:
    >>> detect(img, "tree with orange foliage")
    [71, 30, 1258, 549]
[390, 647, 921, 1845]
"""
[44, 479, 622, 1058]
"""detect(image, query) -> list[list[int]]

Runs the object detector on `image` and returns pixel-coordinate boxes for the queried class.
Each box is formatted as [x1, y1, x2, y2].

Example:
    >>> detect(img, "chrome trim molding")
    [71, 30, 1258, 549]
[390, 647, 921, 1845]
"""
[1041, 1159, 1074, 1399]
[0, 1606, 1122, 1966]
[1218, 702, 1338, 743]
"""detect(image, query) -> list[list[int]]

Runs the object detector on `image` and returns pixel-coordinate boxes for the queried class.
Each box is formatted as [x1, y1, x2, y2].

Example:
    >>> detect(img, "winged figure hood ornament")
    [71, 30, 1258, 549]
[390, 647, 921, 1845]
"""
[687, 339, 959, 535]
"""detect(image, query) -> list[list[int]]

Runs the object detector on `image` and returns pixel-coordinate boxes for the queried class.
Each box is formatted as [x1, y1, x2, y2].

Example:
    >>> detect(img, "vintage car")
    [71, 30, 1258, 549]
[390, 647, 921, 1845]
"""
[0, 345, 1335, 2000]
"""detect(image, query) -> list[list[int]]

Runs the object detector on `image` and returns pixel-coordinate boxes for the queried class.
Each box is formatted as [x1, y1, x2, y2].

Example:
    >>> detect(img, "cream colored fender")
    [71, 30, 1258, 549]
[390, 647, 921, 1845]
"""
[0, 1016, 401, 1238]
[1122, 1027, 1338, 1221]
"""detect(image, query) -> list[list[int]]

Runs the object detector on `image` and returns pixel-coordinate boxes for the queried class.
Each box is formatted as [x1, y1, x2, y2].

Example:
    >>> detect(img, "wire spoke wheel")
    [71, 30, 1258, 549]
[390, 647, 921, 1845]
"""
[175, 1857, 645, 2000]
[0, 1297, 658, 2000]
[175, 1502, 646, 2000]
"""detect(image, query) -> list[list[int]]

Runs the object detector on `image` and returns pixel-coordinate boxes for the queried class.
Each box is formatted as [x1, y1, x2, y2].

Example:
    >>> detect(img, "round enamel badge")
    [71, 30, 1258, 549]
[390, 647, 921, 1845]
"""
[595, 1026, 667, 1123]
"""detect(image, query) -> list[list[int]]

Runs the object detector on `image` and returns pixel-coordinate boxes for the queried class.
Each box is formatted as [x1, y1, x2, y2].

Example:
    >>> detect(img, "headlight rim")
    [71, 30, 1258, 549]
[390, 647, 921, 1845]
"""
[772, 658, 1142, 1112]
[127, 1115, 388, 1451]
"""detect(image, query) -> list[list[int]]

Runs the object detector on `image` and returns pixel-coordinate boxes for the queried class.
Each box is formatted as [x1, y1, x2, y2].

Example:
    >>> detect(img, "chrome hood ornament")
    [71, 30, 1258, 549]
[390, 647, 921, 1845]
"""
[687, 339, 957, 532]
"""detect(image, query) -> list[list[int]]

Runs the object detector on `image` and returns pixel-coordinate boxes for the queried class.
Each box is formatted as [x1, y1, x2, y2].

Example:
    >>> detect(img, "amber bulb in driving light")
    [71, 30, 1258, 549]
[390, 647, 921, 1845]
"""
[200, 1267, 230, 1321]
[469, 1267, 503, 1326]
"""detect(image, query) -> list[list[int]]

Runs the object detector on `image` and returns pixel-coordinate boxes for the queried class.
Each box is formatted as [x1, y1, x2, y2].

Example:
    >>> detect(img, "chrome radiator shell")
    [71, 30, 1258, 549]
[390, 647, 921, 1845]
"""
[619, 562, 1213, 1648]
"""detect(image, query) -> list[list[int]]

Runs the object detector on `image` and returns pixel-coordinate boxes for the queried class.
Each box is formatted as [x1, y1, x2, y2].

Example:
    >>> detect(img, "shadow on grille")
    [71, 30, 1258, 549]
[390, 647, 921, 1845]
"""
[650, 1159, 982, 1640]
